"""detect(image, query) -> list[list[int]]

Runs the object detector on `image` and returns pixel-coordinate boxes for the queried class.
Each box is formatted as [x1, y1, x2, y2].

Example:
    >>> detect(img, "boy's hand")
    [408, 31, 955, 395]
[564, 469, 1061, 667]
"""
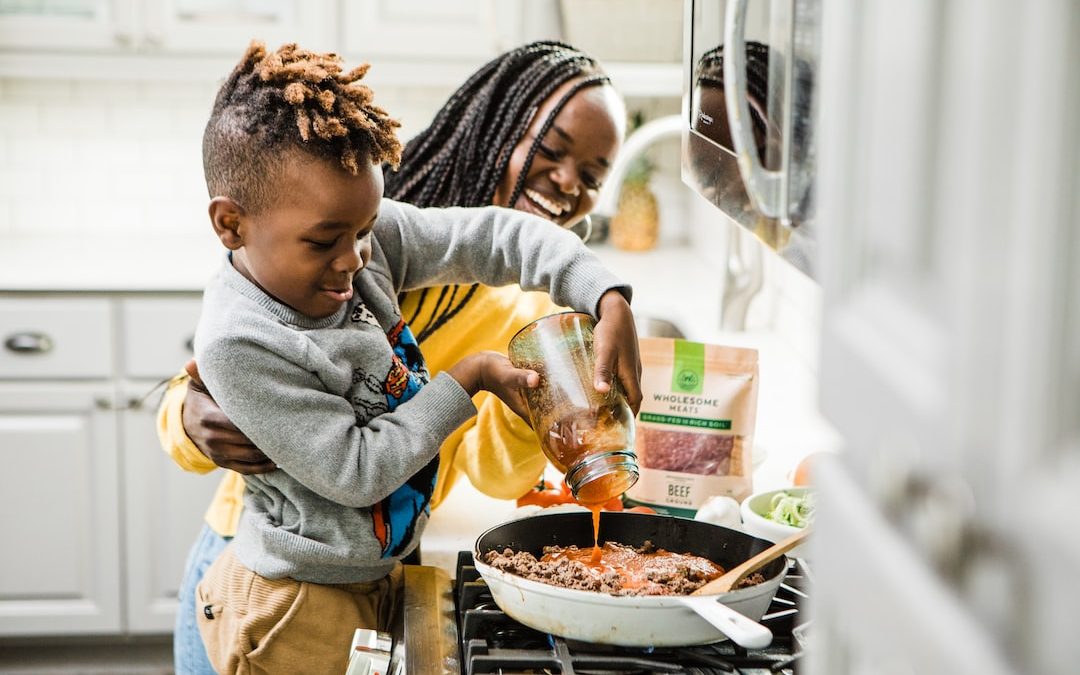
[592, 290, 643, 414]
[447, 352, 539, 423]
[182, 359, 276, 475]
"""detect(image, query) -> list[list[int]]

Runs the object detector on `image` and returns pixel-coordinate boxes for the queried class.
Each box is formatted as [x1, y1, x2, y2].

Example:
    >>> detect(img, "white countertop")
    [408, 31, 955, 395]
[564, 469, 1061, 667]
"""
[0, 232, 222, 292]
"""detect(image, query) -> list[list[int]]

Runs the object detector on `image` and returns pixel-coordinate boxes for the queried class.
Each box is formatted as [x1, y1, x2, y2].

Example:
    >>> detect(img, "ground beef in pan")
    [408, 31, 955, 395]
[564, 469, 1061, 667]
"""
[482, 541, 766, 596]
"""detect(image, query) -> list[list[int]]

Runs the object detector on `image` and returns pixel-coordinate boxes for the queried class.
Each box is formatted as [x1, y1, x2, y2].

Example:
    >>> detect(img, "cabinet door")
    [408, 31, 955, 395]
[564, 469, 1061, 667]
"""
[0, 297, 114, 380]
[142, 0, 334, 55]
[120, 296, 200, 380]
[811, 0, 1013, 668]
[0, 0, 138, 51]
[0, 384, 122, 636]
[811, 0, 1078, 673]
[342, 0, 508, 62]
[120, 381, 220, 634]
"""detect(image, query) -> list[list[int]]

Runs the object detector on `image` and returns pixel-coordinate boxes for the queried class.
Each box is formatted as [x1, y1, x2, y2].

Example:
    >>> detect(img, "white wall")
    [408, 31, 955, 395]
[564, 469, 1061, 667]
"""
[0, 77, 454, 237]
[0, 74, 819, 373]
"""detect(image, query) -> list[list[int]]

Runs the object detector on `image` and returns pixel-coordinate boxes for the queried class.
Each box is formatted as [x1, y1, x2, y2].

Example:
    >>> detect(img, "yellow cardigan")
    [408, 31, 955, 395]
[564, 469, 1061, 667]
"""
[158, 283, 558, 538]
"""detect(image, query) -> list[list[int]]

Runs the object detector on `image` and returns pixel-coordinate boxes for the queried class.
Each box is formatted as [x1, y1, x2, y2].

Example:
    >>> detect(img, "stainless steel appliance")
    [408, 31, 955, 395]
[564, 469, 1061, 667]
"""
[682, 0, 821, 277]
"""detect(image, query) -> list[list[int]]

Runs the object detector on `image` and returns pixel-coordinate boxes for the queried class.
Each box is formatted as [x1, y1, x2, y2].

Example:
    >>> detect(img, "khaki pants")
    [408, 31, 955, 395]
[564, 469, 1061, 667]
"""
[196, 546, 401, 675]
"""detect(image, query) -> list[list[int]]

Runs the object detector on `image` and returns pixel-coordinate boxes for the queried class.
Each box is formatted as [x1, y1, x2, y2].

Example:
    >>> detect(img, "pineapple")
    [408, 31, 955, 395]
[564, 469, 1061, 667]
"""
[610, 111, 660, 251]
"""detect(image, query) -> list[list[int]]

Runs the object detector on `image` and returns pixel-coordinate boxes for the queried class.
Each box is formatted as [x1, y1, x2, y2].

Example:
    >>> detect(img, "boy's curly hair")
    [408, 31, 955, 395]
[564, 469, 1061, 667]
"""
[203, 41, 402, 212]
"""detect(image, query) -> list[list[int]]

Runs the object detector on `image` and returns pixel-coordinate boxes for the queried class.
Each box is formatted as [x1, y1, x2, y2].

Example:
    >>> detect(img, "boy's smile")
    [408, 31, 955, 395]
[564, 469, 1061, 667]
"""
[210, 150, 384, 320]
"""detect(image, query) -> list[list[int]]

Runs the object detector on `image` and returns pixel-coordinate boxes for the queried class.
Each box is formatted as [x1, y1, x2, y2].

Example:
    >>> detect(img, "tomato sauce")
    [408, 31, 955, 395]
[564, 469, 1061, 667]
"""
[539, 542, 724, 594]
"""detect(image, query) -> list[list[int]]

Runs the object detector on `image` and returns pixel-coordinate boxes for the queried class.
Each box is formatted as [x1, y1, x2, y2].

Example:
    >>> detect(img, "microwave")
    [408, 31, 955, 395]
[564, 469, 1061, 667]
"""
[682, 0, 821, 278]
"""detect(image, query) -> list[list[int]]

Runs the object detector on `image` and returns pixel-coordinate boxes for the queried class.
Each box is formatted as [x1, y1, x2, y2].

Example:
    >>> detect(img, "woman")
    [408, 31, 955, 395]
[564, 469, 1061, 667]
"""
[160, 41, 625, 673]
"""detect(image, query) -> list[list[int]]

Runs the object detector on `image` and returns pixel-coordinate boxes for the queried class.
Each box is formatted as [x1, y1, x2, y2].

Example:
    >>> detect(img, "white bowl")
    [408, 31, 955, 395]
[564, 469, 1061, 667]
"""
[740, 487, 814, 557]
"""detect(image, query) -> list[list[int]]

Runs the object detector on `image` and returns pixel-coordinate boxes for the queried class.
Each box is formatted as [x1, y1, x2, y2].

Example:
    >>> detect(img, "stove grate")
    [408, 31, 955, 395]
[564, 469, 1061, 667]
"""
[454, 551, 807, 675]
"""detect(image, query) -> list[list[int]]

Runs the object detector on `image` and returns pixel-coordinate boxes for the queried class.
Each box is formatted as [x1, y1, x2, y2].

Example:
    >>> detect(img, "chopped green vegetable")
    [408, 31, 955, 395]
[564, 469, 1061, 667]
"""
[765, 491, 815, 528]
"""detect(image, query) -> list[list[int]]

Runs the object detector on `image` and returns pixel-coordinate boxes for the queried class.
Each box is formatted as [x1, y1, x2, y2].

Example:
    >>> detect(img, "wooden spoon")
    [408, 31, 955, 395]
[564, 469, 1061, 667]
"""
[692, 527, 811, 596]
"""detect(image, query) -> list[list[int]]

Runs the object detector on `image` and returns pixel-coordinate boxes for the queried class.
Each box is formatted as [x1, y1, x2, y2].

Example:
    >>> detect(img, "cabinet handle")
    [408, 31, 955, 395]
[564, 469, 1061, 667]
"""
[185, 336, 195, 353]
[94, 397, 115, 411]
[4, 332, 53, 354]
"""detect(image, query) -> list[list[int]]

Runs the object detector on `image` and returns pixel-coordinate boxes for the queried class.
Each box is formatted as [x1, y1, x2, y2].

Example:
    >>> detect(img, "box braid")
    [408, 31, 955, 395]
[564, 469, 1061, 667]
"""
[383, 41, 610, 343]
[203, 41, 402, 213]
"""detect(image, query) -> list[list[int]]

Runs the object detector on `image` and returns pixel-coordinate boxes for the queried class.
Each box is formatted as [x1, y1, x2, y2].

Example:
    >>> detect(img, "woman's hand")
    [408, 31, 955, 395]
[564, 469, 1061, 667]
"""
[592, 289, 643, 414]
[447, 351, 539, 422]
[182, 359, 276, 474]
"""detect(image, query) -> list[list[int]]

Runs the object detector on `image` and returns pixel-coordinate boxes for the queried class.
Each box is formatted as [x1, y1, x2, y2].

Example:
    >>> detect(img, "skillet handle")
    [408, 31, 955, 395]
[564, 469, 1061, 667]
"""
[678, 596, 773, 650]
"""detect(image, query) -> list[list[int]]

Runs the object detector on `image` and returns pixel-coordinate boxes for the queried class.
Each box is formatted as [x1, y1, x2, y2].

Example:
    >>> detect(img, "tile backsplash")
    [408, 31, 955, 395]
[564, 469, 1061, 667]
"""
[0, 75, 821, 373]
[0, 77, 453, 236]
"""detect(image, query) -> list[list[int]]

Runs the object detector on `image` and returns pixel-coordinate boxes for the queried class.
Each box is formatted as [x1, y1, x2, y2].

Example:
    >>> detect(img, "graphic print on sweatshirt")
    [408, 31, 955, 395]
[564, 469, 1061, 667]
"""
[371, 318, 438, 558]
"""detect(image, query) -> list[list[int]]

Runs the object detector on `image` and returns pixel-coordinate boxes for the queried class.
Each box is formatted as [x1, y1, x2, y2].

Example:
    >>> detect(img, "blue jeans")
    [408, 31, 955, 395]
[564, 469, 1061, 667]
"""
[175, 524, 230, 675]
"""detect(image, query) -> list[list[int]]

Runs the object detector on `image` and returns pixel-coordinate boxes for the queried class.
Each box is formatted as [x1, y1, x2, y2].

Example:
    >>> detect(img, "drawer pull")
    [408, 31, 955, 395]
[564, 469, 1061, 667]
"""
[185, 336, 195, 352]
[4, 332, 54, 354]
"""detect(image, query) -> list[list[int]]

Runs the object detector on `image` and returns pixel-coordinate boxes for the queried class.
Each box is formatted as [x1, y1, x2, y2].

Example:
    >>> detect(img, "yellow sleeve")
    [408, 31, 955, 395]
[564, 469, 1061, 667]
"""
[407, 284, 559, 509]
[158, 371, 244, 537]
[455, 392, 547, 499]
[156, 372, 218, 474]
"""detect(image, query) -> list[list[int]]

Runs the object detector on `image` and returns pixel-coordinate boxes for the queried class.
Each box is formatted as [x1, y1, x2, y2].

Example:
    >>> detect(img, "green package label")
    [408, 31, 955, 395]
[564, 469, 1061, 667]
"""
[639, 412, 732, 429]
[671, 340, 705, 394]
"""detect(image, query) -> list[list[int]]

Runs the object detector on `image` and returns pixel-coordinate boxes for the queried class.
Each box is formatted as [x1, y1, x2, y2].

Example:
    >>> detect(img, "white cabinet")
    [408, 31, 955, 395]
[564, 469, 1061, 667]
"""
[341, 0, 508, 61]
[0, 0, 332, 54]
[121, 381, 218, 634]
[0, 0, 134, 51]
[0, 298, 113, 379]
[0, 383, 122, 636]
[809, 0, 1079, 673]
[141, 0, 334, 55]
[119, 297, 217, 634]
[0, 293, 217, 637]
[0, 1, 681, 96]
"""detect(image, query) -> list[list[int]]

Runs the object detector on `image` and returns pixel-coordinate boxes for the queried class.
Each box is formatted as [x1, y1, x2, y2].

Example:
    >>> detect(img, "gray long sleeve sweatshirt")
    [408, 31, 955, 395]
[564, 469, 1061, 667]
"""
[194, 198, 629, 584]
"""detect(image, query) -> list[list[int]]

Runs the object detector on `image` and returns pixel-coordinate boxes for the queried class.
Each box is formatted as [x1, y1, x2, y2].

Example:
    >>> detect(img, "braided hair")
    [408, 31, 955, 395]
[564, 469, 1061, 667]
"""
[695, 41, 773, 163]
[203, 41, 402, 213]
[695, 41, 812, 165]
[384, 41, 612, 343]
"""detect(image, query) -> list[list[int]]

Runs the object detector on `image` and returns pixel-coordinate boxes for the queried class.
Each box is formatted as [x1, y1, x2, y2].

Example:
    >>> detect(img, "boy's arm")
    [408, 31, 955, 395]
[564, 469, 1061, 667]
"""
[157, 365, 276, 475]
[454, 393, 547, 500]
[376, 199, 642, 412]
[157, 372, 218, 474]
[376, 200, 631, 317]
[199, 333, 479, 509]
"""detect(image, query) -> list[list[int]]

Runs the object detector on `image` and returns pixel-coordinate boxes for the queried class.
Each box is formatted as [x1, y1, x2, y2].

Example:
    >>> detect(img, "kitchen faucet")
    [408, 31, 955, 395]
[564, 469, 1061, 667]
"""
[593, 114, 764, 332]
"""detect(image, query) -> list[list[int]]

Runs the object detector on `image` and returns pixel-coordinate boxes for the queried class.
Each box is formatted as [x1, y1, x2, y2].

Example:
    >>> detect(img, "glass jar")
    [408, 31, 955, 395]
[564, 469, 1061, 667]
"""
[508, 312, 638, 504]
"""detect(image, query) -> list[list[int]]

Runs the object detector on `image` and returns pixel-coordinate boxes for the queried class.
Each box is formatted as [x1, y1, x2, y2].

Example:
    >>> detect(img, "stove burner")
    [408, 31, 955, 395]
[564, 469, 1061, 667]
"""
[453, 551, 809, 675]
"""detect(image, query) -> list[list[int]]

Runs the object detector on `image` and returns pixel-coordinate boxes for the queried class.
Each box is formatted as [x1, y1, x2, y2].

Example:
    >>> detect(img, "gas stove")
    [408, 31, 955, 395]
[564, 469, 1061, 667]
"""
[390, 552, 810, 674]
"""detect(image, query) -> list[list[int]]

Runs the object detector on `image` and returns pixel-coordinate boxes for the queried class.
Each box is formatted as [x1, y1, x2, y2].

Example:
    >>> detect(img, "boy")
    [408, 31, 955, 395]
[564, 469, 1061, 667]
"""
[192, 41, 641, 673]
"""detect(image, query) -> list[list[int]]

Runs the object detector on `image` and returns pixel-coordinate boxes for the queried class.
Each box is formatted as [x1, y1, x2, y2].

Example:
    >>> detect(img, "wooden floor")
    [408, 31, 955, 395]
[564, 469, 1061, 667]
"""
[0, 636, 172, 674]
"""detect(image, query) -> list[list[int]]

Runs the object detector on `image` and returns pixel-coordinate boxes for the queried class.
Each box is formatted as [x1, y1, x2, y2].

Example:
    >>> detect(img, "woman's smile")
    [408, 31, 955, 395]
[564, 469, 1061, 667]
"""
[523, 187, 575, 222]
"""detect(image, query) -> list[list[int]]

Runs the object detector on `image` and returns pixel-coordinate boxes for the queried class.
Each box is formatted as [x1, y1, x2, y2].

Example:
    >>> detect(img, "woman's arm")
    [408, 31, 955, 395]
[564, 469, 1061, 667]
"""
[453, 393, 548, 500]
[157, 371, 218, 474]
[157, 360, 276, 475]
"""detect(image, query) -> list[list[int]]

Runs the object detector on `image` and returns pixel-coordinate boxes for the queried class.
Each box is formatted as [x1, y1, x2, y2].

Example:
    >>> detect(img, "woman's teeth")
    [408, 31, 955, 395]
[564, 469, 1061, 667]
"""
[525, 189, 570, 218]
